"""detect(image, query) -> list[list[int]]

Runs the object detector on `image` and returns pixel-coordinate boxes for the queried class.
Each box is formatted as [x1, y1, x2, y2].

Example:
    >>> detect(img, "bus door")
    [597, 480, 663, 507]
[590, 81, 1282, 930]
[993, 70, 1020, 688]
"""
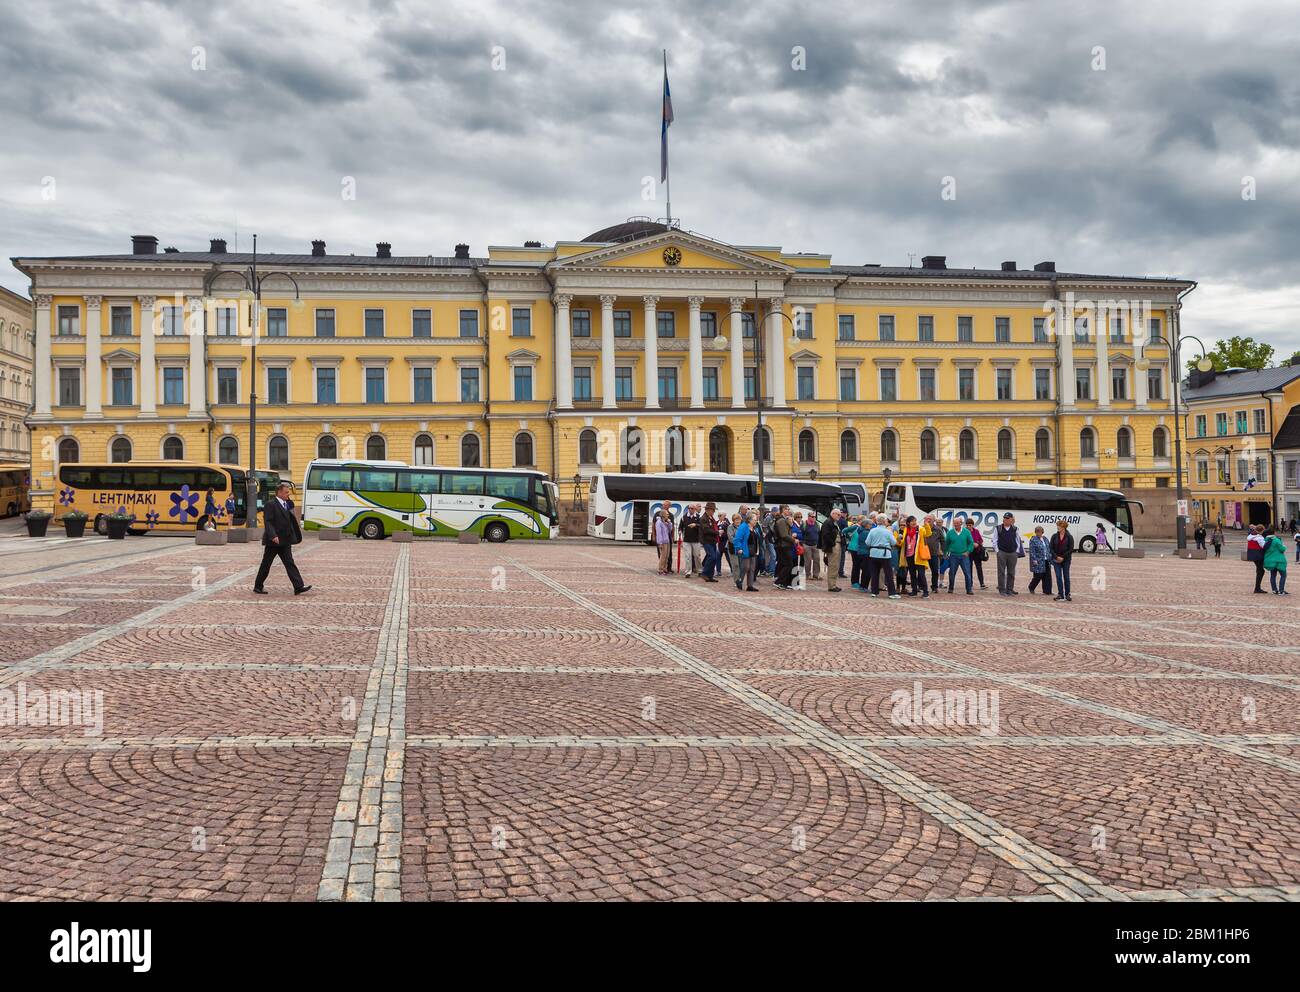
[630, 501, 650, 542]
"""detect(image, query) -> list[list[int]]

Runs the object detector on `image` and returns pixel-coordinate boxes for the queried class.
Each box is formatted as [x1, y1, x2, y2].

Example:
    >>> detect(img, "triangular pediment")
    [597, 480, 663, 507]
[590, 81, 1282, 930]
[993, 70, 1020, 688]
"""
[552, 230, 793, 274]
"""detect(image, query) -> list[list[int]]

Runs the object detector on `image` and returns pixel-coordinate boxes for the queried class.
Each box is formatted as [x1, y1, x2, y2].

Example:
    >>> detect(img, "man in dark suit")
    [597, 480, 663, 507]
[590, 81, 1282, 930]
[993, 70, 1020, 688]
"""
[254, 482, 311, 595]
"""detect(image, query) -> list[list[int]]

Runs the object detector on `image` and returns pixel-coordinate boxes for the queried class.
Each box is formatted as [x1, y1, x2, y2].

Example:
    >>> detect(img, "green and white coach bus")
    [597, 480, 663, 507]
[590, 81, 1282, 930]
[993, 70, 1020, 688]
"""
[302, 458, 559, 542]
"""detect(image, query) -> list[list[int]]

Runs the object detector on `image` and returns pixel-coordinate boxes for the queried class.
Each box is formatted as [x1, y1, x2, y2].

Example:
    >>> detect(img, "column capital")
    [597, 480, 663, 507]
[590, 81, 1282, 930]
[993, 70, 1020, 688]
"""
[641, 295, 659, 308]
[687, 296, 704, 310]
[84, 295, 102, 310]
[34, 295, 52, 310]
[137, 295, 156, 308]
[599, 294, 617, 307]
[728, 297, 746, 310]
[769, 296, 785, 309]
[553, 293, 573, 307]
[186, 297, 205, 312]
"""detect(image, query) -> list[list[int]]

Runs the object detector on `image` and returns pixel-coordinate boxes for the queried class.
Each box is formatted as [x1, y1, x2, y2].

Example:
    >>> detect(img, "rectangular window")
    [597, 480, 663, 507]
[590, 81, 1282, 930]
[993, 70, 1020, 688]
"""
[1110, 314, 1125, 341]
[657, 367, 678, 400]
[355, 470, 398, 493]
[1195, 414, 1206, 437]
[58, 367, 80, 406]
[162, 305, 184, 336]
[1148, 317, 1161, 339]
[918, 368, 936, 402]
[316, 367, 336, 404]
[702, 366, 719, 399]
[918, 315, 934, 342]
[1075, 367, 1092, 401]
[267, 367, 288, 404]
[266, 307, 287, 337]
[615, 366, 633, 400]
[1035, 368, 1052, 400]
[958, 367, 975, 401]
[878, 315, 894, 342]
[413, 367, 434, 403]
[1254, 408, 1266, 434]
[459, 310, 479, 338]
[110, 305, 132, 336]
[446, 473, 484, 496]
[364, 309, 385, 338]
[657, 311, 675, 338]
[957, 316, 973, 342]
[1074, 317, 1089, 342]
[571, 310, 591, 338]
[1147, 368, 1164, 400]
[741, 313, 756, 339]
[1216, 413, 1228, 436]
[365, 367, 385, 403]
[839, 368, 857, 401]
[1033, 317, 1048, 343]
[163, 367, 185, 405]
[511, 307, 531, 337]
[111, 367, 133, 406]
[1111, 367, 1128, 400]
[995, 317, 1011, 343]
[214, 307, 237, 336]
[57, 305, 80, 336]
[411, 309, 432, 338]
[614, 310, 632, 337]
[996, 368, 1013, 400]
[217, 368, 238, 405]
[1235, 410, 1248, 434]
[795, 311, 813, 339]
[460, 367, 480, 402]
[513, 366, 533, 401]
[797, 366, 815, 400]
[573, 367, 592, 400]
[315, 309, 336, 338]
[701, 312, 717, 338]
[1197, 460, 1209, 484]
[744, 367, 757, 400]
[838, 315, 855, 341]
[879, 368, 897, 402]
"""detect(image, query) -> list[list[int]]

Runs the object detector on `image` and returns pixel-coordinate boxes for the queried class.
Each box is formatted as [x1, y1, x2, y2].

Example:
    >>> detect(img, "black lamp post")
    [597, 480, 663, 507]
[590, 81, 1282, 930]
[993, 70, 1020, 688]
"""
[750, 279, 799, 514]
[204, 234, 302, 528]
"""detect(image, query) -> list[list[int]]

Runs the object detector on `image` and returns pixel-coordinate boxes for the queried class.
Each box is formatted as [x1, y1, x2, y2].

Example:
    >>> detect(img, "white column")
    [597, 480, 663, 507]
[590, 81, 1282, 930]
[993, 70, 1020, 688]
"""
[554, 293, 573, 409]
[1095, 312, 1111, 408]
[599, 295, 617, 410]
[32, 295, 51, 417]
[642, 295, 659, 410]
[1134, 357, 1148, 408]
[138, 296, 157, 414]
[83, 296, 103, 417]
[769, 297, 787, 407]
[1057, 303, 1075, 408]
[187, 298, 205, 416]
[687, 296, 705, 409]
[729, 297, 745, 410]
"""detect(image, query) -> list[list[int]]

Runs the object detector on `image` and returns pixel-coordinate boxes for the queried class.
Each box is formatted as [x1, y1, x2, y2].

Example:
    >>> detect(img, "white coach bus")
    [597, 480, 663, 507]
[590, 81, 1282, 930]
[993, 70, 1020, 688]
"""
[883, 480, 1142, 553]
[588, 471, 847, 542]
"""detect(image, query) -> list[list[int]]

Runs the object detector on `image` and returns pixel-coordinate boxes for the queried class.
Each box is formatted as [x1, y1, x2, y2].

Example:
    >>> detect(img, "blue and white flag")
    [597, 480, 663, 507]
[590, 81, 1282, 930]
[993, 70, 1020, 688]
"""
[1244, 477, 1257, 491]
[660, 51, 673, 183]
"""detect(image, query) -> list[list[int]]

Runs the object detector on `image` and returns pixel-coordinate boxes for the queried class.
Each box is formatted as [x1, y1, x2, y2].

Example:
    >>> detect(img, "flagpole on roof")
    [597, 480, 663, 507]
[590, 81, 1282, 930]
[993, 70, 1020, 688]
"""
[662, 49, 673, 227]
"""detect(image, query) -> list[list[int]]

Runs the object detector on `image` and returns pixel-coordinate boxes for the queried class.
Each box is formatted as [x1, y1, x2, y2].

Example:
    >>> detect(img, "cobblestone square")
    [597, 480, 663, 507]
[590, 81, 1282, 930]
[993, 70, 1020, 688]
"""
[1, 529, 1298, 902]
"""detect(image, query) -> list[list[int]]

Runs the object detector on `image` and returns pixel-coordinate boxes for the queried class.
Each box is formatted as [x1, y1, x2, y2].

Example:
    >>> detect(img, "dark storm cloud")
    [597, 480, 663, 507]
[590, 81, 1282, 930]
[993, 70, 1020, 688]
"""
[1, 0, 1298, 352]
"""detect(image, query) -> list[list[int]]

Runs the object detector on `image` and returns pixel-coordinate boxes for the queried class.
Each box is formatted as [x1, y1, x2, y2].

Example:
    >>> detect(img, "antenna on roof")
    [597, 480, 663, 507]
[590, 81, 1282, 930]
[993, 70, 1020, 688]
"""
[907, 253, 916, 268]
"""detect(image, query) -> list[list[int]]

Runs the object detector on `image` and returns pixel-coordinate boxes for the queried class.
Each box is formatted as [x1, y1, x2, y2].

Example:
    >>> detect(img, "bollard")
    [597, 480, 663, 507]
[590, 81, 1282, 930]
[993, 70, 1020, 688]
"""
[318, 529, 343, 541]
[457, 531, 480, 544]
[225, 528, 248, 544]
[391, 530, 414, 543]
[1116, 548, 1145, 558]
[195, 530, 228, 546]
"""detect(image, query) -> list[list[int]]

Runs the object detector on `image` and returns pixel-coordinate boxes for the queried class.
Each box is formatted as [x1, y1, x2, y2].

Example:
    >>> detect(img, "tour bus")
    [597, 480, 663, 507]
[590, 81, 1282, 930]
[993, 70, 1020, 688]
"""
[301, 459, 559, 541]
[883, 480, 1142, 553]
[588, 471, 848, 542]
[0, 463, 31, 517]
[53, 462, 278, 535]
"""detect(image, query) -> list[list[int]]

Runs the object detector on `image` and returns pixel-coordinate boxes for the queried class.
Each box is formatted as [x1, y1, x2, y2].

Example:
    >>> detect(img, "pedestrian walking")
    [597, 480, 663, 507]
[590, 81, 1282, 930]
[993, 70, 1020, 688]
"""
[1246, 525, 1268, 594]
[1026, 525, 1053, 595]
[254, 482, 311, 595]
[654, 506, 673, 575]
[1264, 530, 1289, 594]
[1211, 523, 1224, 558]
[945, 516, 975, 594]
[1193, 523, 1207, 551]
[680, 504, 702, 577]
[1049, 519, 1074, 602]
[995, 513, 1024, 595]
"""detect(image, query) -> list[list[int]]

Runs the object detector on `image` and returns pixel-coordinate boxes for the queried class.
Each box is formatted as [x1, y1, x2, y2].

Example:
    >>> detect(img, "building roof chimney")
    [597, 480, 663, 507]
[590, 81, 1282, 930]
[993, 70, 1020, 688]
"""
[1033, 260, 1056, 272]
[376, 242, 391, 258]
[523, 240, 542, 248]
[454, 243, 470, 259]
[311, 240, 327, 257]
[1001, 260, 1016, 271]
[131, 235, 159, 255]
[921, 255, 946, 269]
[163, 246, 180, 253]
[209, 238, 227, 254]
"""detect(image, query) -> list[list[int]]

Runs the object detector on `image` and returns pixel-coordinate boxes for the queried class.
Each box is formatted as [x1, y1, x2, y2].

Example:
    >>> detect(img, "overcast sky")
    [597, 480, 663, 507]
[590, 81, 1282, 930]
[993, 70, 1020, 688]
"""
[2, 0, 1297, 356]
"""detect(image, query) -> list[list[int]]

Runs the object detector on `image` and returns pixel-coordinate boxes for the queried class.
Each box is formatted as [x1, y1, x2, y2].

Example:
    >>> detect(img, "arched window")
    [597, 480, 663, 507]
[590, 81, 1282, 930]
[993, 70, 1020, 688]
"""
[461, 433, 481, 467]
[1035, 428, 1052, 461]
[514, 431, 534, 467]
[268, 435, 289, 472]
[997, 428, 1014, 463]
[920, 429, 937, 463]
[218, 436, 239, 464]
[839, 429, 858, 463]
[1080, 427, 1097, 460]
[162, 435, 184, 460]
[579, 428, 598, 465]
[1152, 426, 1168, 459]
[880, 429, 898, 463]
[317, 435, 337, 460]
[665, 427, 686, 471]
[752, 426, 772, 463]
[57, 438, 80, 464]
[959, 428, 976, 462]
[413, 433, 434, 466]
[797, 429, 817, 464]
[110, 437, 131, 463]
[366, 435, 386, 461]
[1117, 426, 1134, 459]
[621, 428, 644, 473]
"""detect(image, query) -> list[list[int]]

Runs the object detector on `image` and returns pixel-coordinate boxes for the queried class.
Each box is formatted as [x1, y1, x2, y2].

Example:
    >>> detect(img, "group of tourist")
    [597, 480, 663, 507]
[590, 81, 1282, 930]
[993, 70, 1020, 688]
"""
[1245, 524, 1293, 595]
[653, 502, 1076, 601]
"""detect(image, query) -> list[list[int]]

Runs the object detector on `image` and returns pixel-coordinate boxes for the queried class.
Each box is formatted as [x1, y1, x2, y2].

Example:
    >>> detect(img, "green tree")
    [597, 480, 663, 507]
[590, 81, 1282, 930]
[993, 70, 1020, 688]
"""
[1187, 336, 1275, 375]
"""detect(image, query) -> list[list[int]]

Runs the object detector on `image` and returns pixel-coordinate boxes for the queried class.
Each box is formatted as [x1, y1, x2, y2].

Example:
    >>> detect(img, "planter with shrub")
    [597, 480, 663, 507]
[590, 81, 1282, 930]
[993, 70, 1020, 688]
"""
[62, 510, 89, 538]
[105, 512, 135, 540]
[25, 509, 52, 538]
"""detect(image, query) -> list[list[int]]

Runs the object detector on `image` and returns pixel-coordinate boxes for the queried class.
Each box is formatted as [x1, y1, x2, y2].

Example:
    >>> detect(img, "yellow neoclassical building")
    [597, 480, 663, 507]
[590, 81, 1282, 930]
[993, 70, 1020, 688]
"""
[16, 221, 1194, 511]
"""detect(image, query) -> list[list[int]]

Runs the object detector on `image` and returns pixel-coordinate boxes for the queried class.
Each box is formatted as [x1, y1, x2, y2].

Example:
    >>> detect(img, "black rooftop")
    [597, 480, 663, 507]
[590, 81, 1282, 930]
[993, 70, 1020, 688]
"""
[1274, 404, 1300, 451]
[581, 219, 671, 244]
[825, 264, 1190, 284]
[14, 251, 486, 268]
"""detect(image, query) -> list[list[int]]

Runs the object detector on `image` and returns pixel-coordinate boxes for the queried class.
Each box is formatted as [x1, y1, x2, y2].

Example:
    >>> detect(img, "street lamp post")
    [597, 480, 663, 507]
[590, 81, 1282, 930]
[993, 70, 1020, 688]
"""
[204, 234, 302, 529]
[1138, 332, 1211, 551]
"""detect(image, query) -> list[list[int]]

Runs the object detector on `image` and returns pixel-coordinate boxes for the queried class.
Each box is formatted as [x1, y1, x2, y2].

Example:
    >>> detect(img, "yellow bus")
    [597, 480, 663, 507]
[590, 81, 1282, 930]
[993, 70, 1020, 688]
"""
[0, 463, 32, 518]
[55, 462, 281, 535]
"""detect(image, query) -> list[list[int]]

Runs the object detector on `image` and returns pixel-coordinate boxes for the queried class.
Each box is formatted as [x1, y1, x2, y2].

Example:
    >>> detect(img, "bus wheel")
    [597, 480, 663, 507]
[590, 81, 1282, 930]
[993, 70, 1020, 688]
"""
[94, 514, 108, 536]
[4, 502, 14, 518]
[359, 518, 385, 541]
[1078, 535, 1097, 554]
[484, 522, 509, 543]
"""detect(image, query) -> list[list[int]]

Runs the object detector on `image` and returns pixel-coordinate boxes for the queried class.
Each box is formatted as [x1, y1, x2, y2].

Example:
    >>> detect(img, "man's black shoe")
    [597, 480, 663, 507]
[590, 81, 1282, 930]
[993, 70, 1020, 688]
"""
[252, 588, 267, 595]
[294, 585, 313, 596]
